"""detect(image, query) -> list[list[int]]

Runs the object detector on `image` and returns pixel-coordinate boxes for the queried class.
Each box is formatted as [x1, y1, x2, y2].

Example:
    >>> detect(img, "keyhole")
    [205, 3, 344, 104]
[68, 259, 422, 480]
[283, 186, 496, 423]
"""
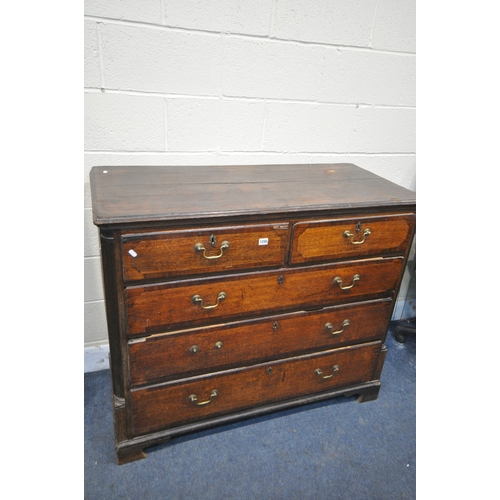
[209, 234, 216, 247]
[356, 222, 362, 233]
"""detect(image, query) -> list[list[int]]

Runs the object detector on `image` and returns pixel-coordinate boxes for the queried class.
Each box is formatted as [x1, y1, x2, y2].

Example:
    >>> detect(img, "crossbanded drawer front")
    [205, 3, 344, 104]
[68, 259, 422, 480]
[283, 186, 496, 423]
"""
[128, 298, 393, 386]
[291, 213, 415, 264]
[130, 341, 381, 436]
[122, 223, 289, 281]
[126, 257, 403, 335]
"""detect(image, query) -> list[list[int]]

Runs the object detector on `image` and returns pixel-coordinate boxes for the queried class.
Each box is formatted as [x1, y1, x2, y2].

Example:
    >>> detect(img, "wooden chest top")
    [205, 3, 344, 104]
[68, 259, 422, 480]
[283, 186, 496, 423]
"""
[89, 163, 416, 226]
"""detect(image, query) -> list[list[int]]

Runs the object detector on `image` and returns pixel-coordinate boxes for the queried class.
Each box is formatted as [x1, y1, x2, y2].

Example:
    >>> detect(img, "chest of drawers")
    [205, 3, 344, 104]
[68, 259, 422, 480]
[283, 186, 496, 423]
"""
[90, 163, 416, 465]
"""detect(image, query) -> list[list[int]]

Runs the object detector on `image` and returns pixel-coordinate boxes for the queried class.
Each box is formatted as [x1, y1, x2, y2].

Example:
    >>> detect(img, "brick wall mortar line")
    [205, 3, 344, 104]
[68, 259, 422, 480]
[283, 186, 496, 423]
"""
[85, 88, 219, 99]
[96, 22, 105, 89]
[218, 152, 417, 156]
[83, 88, 416, 110]
[398, 57, 413, 106]
[84, 150, 220, 155]
[84, 15, 416, 57]
[85, 299, 105, 305]
[369, 0, 380, 48]
[217, 34, 225, 157]
[260, 101, 269, 150]
[160, 0, 165, 25]
[269, 0, 278, 38]
[84, 150, 416, 156]
[347, 106, 361, 154]
[84, 149, 416, 155]
[163, 99, 169, 151]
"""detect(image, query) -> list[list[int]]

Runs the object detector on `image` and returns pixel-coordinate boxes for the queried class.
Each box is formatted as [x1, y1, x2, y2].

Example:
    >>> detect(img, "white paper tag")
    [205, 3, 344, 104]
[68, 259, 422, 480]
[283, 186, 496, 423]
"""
[128, 249, 138, 257]
[258, 238, 269, 246]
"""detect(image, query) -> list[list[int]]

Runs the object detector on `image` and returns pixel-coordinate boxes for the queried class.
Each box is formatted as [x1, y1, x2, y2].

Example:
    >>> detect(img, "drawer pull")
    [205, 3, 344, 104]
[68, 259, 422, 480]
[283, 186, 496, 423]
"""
[192, 291, 227, 310]
[324, 319, 350, 335]
[333, 274, 360, 290]
[315, 365, 340, 379]
[194, 241, 230, 260]
[343, 228, 371, 244]
[189, 345, 200, 354]
[214, 341, 223, 349]
[188, 389, 218, 406]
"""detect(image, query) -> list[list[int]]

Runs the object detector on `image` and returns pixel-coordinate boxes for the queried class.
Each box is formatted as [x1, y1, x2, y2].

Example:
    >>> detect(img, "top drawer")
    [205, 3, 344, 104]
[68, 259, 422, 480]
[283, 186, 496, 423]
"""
[291, 213, 415, 264]
[122, 223, 289, 281]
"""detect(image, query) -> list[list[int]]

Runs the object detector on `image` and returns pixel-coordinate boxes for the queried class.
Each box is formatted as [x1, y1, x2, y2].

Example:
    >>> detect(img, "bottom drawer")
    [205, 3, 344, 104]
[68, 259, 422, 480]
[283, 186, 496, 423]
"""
[130, 341, 381, 436]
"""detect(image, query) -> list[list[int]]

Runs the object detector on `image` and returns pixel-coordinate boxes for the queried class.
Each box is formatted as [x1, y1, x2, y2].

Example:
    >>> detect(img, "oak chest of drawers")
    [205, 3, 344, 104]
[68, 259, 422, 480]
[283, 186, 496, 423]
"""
[90, 163, 416, 465]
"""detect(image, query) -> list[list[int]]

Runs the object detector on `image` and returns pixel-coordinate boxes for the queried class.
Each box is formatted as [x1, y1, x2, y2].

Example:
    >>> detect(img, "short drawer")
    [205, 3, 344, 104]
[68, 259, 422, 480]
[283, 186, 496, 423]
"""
[130, 341, 382, 436]
[126, 257, 404, 335]
[122, 223, 289, 281]
[128, 298, 393, 386]
[291, 213, 415, 264]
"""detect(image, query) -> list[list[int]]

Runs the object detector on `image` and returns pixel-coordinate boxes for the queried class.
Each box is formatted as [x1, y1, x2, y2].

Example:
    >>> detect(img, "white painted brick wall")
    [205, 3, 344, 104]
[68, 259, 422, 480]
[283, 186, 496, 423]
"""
[264, 102, 357, 152]
[85, 0, 163, 25]
[273, 0, 377, 46]
[85, 92, 165, 150]
[100, 24, 222, 95]
[371, 0, 416, 52]
[84, 0, 416, 360]
[350, 107, 416, 153]
[165, 0, 274, 35]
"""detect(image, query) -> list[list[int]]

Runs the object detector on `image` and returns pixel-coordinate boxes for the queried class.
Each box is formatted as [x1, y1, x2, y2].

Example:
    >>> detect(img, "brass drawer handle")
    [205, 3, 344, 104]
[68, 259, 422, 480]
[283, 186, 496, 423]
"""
[192, 291, 226, 310]
[188, 389, 218, 406]
[333, 274, 360, 290]
[194, 241, 230, 260]
[315, 365, 339, 379]
[324, 319, 350, 335]
[343, 228, 371, 244]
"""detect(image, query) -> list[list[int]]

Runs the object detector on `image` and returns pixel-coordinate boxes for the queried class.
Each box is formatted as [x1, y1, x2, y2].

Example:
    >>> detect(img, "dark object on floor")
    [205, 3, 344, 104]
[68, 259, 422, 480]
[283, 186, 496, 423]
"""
[394, 318, 416, 343]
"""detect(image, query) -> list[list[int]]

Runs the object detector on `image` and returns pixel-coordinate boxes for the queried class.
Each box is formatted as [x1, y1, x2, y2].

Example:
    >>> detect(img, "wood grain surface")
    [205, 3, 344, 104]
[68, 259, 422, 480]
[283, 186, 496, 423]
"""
[90, 164, 416, 225]
[128, 298, 393, 386]
[130, 342, 381, 436]
[126, 257, 404, 335]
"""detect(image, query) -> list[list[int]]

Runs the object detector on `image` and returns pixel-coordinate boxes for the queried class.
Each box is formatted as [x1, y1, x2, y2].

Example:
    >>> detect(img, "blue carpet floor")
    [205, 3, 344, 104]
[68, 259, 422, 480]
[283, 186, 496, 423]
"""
[84, 323, 415, 499]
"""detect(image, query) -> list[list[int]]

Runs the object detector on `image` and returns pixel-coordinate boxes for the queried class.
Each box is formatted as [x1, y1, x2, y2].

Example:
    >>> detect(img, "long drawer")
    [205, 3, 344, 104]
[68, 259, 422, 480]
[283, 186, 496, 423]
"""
[128, 298, 393, 386]
[291, 213, 415, 264]
[122, 223, 289, 281]
[126, 257, 404, 335]
[130, 341, 382, 436]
